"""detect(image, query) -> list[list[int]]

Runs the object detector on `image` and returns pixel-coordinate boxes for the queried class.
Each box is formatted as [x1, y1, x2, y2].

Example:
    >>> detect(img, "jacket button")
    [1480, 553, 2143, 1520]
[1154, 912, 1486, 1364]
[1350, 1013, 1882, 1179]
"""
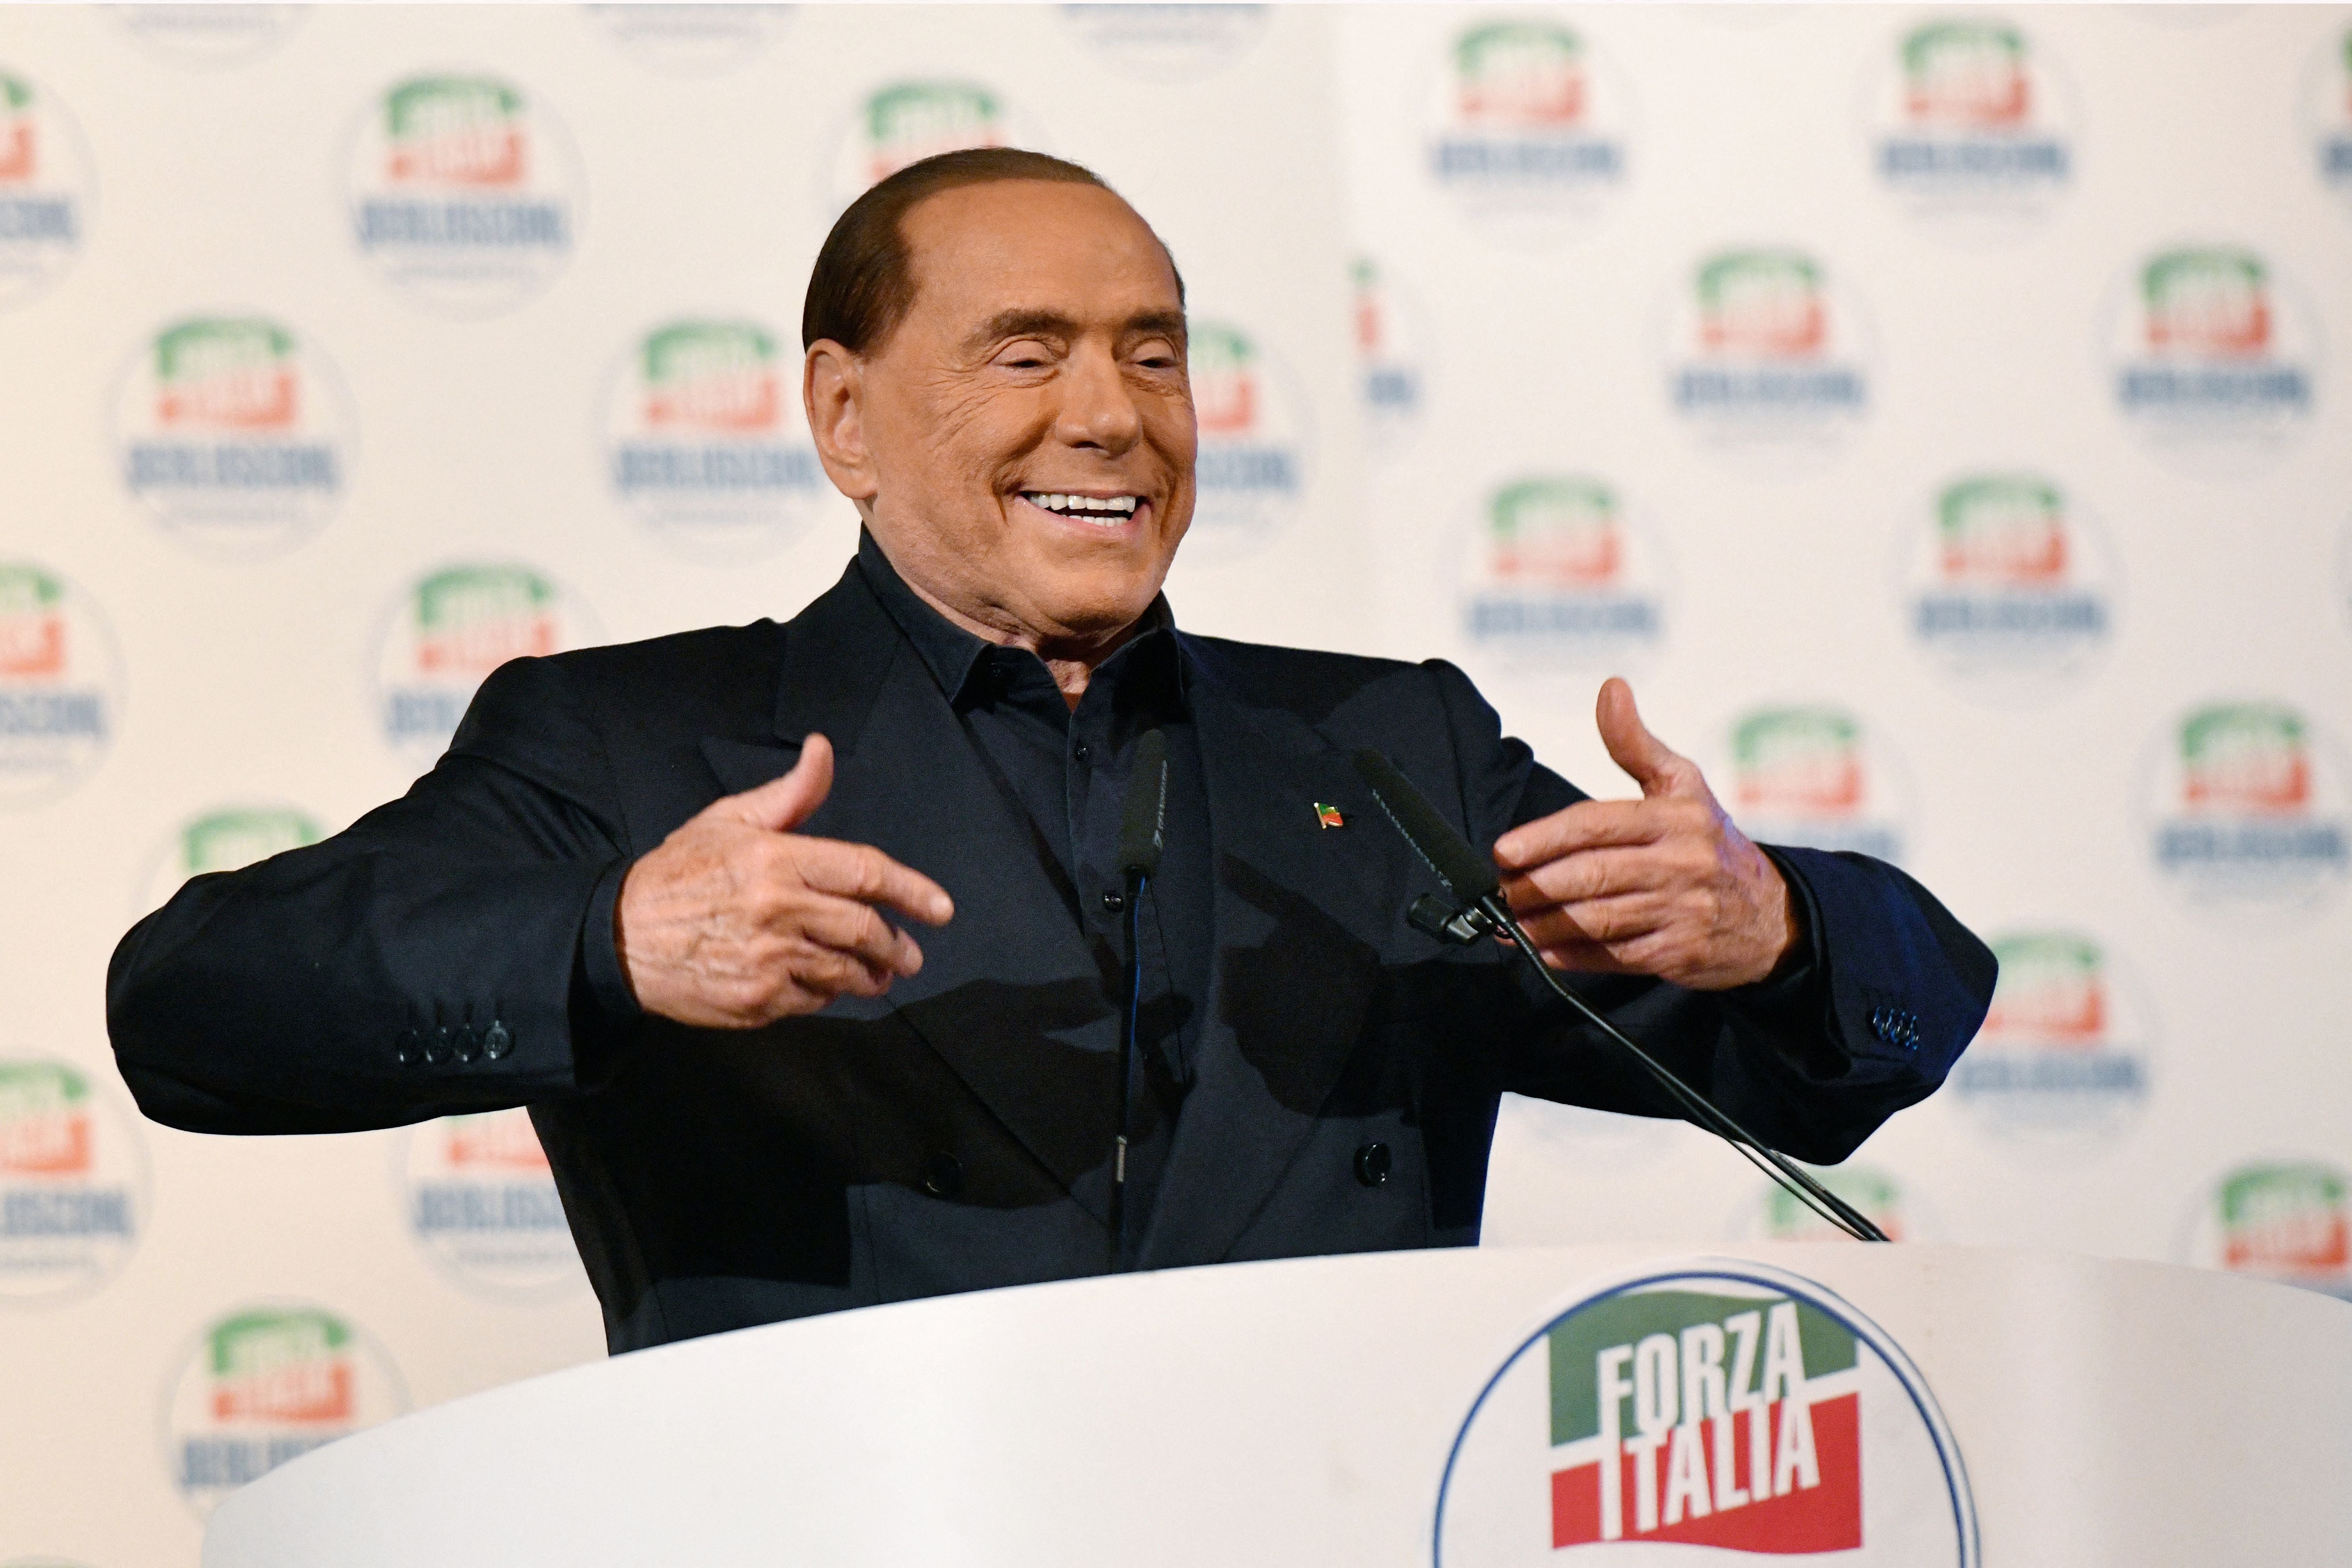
[424, 1026, 455, 1065]
[394, 1029, 421, 1067]
[482, 1021, 512, 1059]
[921, 1152, 964, 1198]
[1355, 1142, 1392, 1188]
[452, 1025, 480, 1064]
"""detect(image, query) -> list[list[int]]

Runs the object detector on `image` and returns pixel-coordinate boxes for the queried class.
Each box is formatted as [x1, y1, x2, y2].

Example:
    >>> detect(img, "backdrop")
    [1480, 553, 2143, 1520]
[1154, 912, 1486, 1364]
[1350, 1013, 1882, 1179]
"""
[1, 5, 2347, 1562]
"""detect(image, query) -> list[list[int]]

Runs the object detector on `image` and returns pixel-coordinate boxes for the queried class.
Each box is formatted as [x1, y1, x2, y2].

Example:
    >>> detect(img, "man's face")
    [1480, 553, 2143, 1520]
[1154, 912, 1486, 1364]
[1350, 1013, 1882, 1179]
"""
[813, 179, 1196, 648]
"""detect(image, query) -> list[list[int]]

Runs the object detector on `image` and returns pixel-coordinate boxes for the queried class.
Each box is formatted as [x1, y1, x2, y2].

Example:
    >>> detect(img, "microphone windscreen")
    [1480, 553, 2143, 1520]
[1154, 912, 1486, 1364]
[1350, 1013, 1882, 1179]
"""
[1117, 729, 1169, 877]
[1350, 748, 1501, 900]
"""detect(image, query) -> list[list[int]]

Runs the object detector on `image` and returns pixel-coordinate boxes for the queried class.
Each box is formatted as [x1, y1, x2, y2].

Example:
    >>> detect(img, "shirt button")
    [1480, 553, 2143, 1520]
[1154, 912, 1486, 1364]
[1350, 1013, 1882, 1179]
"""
[921, 1152, 964, 1198]
[1075, 744, 1092, 763]
[1355, 1142, 1392, 1188]
[1101, 889, 1126, 914]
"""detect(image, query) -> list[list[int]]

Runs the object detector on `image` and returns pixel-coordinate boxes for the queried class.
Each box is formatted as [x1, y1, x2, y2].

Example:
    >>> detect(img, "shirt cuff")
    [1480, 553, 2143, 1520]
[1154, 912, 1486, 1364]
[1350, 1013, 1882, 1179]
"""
[576, 856, 643, 1024]
[1727, 844, 1828, 1022]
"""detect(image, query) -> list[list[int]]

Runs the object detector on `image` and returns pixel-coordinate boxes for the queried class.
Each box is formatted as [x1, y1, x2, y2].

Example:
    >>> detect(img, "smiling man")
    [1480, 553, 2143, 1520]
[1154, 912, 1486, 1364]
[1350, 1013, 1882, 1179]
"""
[108, 150, 1995, 1353]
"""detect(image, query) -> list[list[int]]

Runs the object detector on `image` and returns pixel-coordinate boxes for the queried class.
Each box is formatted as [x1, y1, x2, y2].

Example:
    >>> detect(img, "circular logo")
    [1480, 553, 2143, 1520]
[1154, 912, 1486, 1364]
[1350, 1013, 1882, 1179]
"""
[1860, 17, 2077, 242]
[2141, 700, 2351, 915]
[346, 73, 583, 317]
[373, 563, 598, 762]
[0, 68, 92, 311]
[1436, 1261, 1977, 1565]
[1899, 470, 2116, 700]
[113, 5, 305, 68]
[1661, 248, 1874, 471]
[163, 1302, 408, 1517]
[1732, 1165, 1931, 1245]
[1059, 4, 1270, 81]
[588, 4, 794, 75]
[823, 80, 1044, 214]
[0, 1057, 147, 1304]
[1423, 18, 1634, 247]
[138, 804, 324, 916]
[1722, 704, 1908, 865]
[397, 1108, 584, 1298]
[1458, 475, 1671, 676]
[602, 316, 829, 560]
[1352, 254, 1431, 455]
[1182, 317, 1311, 558]
[2182, 1158, 2352, 1302]
[0, 562, 119, 808]
[2301, 24, 2352, 213]
[2103, 244, 2320, 476]
[1947, 928, 2156, 1149]
[112, 313, 356, 559]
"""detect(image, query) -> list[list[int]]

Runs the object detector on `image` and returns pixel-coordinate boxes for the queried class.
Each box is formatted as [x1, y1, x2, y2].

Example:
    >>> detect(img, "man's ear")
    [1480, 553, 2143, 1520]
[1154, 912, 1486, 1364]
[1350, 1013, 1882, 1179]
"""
[804, 340, 878, 503]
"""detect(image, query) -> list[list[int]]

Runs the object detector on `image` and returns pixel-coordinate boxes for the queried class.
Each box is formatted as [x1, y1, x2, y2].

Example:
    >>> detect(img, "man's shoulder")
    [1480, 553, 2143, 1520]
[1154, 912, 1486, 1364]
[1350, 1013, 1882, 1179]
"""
[1180, 632, 1470, 734]
[466, 620, 788, 752]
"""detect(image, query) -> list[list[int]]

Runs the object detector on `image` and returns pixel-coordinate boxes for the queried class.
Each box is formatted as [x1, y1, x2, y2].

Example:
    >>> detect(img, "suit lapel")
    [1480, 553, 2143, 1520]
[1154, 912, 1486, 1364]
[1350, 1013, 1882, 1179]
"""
[1133, 642, 1422, 1268]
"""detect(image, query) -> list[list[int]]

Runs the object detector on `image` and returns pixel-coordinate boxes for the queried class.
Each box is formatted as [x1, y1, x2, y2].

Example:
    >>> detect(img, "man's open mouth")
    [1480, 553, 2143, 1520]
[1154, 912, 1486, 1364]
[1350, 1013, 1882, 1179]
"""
[1019, 492, 1143, 526]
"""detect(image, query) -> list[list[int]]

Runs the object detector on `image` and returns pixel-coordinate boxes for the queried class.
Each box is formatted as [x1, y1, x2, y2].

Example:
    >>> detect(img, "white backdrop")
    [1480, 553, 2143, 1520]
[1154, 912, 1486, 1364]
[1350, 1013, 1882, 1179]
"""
[0, 6, 2346, 1564]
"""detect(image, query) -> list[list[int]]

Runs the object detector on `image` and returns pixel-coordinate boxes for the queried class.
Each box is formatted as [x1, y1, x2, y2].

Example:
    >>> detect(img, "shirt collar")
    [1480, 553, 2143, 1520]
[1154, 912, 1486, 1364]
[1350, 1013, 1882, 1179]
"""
[854, 528, 1185, 712]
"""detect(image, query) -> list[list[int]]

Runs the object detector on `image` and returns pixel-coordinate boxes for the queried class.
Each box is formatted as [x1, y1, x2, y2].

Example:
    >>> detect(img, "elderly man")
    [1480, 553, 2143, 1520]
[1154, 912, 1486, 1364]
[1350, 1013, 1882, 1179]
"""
[109, 150, 1993, 1353]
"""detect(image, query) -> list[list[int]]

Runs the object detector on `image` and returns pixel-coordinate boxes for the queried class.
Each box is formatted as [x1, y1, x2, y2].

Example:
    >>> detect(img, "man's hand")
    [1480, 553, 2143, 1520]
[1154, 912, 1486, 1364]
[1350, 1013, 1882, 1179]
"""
[614, 735, 954, 1027]
[1491, 679, 1795, 991]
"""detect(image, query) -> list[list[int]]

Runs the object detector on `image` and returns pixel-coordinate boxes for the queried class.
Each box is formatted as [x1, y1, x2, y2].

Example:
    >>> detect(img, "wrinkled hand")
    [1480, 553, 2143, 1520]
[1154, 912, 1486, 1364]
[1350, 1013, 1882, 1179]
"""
[1491, 679, 1794, 991]
[615, 735, 954, 1027]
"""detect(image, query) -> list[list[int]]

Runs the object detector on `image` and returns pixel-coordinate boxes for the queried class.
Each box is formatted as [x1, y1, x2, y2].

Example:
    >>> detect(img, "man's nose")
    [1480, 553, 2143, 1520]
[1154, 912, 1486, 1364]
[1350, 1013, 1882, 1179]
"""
[1052, 345, 1143, 453]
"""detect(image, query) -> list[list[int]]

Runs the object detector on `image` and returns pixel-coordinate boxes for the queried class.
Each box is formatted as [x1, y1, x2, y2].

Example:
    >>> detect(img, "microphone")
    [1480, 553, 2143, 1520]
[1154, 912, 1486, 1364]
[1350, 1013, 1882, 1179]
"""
[1347, 748, 1889, 1245]
[1107, 729, 1168, 1269]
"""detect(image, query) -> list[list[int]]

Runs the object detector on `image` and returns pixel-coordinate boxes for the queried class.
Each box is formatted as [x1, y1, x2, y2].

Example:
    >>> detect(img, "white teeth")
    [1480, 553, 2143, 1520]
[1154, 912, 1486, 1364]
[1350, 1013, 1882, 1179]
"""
[1022, 492, 1141, 519]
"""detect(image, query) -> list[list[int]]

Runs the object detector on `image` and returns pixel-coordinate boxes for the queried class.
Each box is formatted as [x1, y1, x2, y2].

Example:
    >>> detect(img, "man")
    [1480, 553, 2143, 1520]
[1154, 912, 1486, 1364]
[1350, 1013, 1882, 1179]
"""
[109, 150, 1994, 1353]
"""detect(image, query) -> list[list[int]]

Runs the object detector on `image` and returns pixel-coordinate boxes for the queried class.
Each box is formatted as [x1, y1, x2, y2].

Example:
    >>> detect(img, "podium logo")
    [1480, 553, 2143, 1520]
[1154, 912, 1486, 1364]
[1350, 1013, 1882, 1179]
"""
[2107, 247, 2316, 473]
[0, 69, 90, 310]
[0, 562, 117, 808]
[348, 74, 580, 315]
[1435, 1263, 1976, 1565]
[2143, 702, 2350, 913]
[1904, 473, 2114, 695]
[590, 4, 792, 76]
[1461, 477, 1668, 672]
[0, 1059, 146, 1301]
[166, 1304, 407, 1517]
[141, 805, 323, 914]
[2300, 25, 2352, 208]
[1424, 20, 1632, 244]
[1184, 320, 1308, 555]
[2184, 1160, 2352, 1301]
[1866, 20, 2074, 234]
[113, 315, 355, 558]
[400, 1108, 585, 1297]
[1061, 4, 1270, 82]
[1352, 255, 1429, 451]
[1948, 931, 2154, 1144]
[1665, 251, 1871, 465]
[1726, 707, 1906, 864]
[376, 564, 596, 759]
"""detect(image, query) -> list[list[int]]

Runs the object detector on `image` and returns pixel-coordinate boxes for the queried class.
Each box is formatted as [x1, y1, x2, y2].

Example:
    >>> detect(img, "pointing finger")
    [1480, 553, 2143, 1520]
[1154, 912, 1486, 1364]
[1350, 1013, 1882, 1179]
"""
[1596, 678, 1697, 799]
[789, 837, 955, 927]
[1494, 799, 1684, 869]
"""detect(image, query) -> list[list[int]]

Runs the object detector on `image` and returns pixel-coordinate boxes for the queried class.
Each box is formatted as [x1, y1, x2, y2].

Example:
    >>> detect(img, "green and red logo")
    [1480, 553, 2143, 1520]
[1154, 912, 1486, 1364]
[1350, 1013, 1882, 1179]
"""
[1903, 21, 2029, 127]
[2109, 247, 2313, 467]
[0, 1058, 146, 1300]
[1726, 707, 1905, 862]
[1699, 252, 1824, 357]
[0, 562, 117, 806]
[2143, 248, 2270, 357]
[166, 1304, 407, 1516]
[1436, 1264, 1976, 1564]
[1455, 21, 1587, 128]
[1755, 1167, 1913, 1244]
[376, 564, 595, 756]
[0, 69, 90, 308]
[141, 804, 323, 913]
[605, 318, 825, 558]
[2300, 26, 2352, 202]
[2146, 703, 2349, 909]
[114, 315, 353, 555]
[1352, 255, 1428, 448]
[348, 74, 579, 315]
[2185, 1160, 2352, 1301]
[1868, 20, 2073, 233]
[1668, 251, 1870, 457]
[825, 80, 1013, 208]
[400, 1107, 585, 1298]
[1425, 21, 1629, 240]
[1949, 931, 2153, 1143]
[1905, 473, 2114, 692]
[1185, 319, 1308, 554]
[1461, 476, 1668, 671]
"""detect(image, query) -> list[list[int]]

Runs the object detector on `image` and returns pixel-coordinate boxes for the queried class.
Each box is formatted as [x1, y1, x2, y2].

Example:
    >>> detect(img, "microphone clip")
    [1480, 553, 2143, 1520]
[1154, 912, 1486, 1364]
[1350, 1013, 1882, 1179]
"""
[1407, 893, 1497, 947]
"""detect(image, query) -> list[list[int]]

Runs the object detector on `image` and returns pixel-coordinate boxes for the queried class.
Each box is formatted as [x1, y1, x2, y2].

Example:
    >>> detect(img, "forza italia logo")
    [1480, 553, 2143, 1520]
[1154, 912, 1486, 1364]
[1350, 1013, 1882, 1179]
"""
[1865, 18, 2074, 234]
[1459, 476, 1669, 672]
[1424, 20, 1632, 243]
[0, 68, 90, 309]
[1725, 705, 1907, 864]
[1664, 250, 1871, 465]
[0, 1058, 146, 1301]
[1183, 319, 1309, 554]
[2106, 246, 2317, 473]
[2185, 1160, 2352, 1301]
[375, 564, 596, 758]
[399, 1107, 585, 1297]
[2143, 701, 2350, 912]
[1436, 1263, 1976, 1564]
[824, 80, 1040, 211]
[140, 804, 323, 914]
[0, 562, 117, 807]
[1948, 930, 2155, 1145]
[1903, 472, 2115, 695]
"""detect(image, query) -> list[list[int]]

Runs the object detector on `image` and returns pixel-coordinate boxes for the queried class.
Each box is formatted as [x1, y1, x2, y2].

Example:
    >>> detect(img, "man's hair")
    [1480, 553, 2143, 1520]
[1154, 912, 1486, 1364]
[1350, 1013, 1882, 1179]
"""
[800, 147, 1183, 353]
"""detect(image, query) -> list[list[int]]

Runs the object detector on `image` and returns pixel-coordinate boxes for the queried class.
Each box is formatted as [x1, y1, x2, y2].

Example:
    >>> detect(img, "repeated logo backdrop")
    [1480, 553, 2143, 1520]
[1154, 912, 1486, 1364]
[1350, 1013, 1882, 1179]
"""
[0, 7, 2347, 1564]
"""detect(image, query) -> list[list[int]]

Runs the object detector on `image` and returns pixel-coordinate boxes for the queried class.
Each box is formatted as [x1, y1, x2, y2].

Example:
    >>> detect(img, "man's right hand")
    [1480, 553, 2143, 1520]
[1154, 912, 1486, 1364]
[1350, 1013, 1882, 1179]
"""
[614, 734, 954, 1028]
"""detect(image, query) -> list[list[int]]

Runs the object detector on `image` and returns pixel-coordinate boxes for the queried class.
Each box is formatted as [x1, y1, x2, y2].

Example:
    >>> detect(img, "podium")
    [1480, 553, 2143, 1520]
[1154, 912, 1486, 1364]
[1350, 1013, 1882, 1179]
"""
[204, 1244, 2351, 1566]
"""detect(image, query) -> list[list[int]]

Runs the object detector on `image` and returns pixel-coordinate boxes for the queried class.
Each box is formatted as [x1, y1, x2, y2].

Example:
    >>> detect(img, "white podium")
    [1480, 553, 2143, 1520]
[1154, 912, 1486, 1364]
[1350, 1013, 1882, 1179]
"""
[204, 1244, 2351, 1567]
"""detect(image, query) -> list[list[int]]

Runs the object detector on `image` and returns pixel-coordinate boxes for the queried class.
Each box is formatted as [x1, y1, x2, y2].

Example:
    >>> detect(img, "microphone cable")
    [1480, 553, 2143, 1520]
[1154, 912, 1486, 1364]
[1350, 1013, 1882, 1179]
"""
[1108, 728, 1170, 1270]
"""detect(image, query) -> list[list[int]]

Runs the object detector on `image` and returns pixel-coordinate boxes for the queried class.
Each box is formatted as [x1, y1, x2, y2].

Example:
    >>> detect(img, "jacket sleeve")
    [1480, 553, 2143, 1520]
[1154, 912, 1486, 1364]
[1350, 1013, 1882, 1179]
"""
[106, 655, 643, 1136]
[1425, 659, 1996, 1164]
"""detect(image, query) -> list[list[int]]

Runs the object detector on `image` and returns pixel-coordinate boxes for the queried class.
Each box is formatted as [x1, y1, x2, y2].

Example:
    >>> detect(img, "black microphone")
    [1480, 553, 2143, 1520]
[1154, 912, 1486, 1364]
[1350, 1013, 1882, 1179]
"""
[1347, 748, 1889, 1244]
[1107, 729, 1168, 1269]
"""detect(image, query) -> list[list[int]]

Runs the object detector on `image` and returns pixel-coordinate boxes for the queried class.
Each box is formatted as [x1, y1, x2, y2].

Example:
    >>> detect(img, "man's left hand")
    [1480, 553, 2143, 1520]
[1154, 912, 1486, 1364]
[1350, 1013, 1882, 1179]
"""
[1491, 677, 1796, 991]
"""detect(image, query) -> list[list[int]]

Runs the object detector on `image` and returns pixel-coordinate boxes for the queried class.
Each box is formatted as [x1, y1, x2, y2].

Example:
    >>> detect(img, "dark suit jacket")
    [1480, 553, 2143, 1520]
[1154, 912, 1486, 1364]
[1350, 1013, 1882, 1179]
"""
[108, 561, 1995, 1352]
